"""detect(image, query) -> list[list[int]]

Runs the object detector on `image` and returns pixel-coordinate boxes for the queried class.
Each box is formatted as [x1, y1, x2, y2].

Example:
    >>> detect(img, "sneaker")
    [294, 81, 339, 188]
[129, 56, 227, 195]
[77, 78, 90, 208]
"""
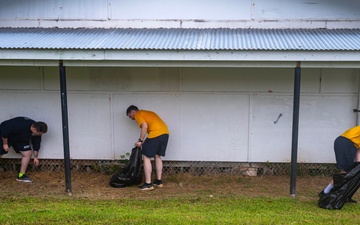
[318, 190, 328, 198]
[348, 198, 358, 203]
[16, 174, 32, 183]
[153, 179, 163, 188]
[139, 183, 154, 191]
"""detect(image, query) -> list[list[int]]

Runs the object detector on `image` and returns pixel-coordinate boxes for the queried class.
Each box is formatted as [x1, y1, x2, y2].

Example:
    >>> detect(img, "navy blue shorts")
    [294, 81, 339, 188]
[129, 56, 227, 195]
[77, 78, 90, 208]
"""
[142, 134, 169, 158]
[334, 136, 357, 172]
[0, 139, 31, 155]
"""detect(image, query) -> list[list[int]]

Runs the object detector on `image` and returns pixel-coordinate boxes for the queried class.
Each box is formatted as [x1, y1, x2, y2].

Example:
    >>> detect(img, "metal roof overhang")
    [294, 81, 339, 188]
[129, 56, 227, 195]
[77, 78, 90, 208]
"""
[0, 28, 359, 68]
[0, 49, 359, 68]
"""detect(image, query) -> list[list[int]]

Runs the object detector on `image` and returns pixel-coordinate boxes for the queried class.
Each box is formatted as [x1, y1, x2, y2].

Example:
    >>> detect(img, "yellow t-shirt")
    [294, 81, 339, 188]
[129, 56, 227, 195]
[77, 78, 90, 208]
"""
[341, 126, 360, 148]
[134, 110, 169, 138]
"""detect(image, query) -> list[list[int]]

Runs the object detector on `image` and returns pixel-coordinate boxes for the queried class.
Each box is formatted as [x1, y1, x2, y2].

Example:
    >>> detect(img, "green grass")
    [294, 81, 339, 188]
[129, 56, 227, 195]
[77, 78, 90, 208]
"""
[1, 195, 359, 224]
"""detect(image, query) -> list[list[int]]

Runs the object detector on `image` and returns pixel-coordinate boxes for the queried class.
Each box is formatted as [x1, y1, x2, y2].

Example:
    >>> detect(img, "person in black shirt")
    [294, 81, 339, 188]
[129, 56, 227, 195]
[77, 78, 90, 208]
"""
[0, 117, 48, 182]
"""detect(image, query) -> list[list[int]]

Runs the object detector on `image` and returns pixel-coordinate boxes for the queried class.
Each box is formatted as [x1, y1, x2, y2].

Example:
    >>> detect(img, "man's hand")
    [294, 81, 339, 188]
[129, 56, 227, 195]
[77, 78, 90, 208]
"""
[2, 144, 9, 152]
[135, 141, 143, 147]
[33, 157, 39, 167]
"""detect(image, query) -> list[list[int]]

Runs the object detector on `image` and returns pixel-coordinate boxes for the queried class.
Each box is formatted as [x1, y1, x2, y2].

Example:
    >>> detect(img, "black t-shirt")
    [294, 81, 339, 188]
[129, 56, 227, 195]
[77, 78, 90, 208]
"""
[0, 117, 41, 150]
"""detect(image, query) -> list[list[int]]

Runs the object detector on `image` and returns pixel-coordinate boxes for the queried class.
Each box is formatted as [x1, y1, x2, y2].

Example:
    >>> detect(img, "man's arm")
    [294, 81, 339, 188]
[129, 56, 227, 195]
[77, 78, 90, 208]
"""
[135, 122, 148, 147]
[356, 149, 360, 162]
[33, 150, 40, 167]
[30, 136, 42, 167]
[2, 137, 9, 152]
[139, 122, 148, 141]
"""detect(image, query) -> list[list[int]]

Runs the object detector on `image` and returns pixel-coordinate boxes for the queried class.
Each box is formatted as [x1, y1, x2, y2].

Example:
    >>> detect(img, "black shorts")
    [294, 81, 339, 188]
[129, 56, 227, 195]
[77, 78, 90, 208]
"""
[0, 139, 31, 155]
[142, 134, 169, 158]
[334, 136, 357, 172]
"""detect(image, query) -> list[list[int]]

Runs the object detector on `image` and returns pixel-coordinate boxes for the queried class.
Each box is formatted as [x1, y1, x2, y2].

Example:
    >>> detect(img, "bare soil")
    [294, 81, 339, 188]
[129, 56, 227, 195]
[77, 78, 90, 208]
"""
[4, 171, 357, 202]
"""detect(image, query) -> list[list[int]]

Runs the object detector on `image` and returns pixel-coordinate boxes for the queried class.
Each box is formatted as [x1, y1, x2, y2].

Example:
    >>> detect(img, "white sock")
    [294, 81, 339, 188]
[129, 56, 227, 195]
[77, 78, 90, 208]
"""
[324, 183, 333, 194]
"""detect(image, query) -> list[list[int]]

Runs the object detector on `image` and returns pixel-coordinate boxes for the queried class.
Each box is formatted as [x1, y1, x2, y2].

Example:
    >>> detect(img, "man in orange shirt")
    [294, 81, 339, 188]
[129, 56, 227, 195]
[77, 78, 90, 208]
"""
[126, 105, 169, 191]
[319, 126, 360, 202]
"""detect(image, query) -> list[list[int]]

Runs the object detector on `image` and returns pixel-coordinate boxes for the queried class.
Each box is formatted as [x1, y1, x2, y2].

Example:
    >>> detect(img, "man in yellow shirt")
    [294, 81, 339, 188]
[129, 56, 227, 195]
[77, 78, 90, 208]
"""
[126, 105, 169, 191]
[319, 126, 360, 202]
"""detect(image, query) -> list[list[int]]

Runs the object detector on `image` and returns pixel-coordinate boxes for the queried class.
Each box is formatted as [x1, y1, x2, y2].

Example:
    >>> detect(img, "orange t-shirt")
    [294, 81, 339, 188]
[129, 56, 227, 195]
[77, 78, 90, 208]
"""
[134, 110, 169, 138]
[341, 126, 360, 148]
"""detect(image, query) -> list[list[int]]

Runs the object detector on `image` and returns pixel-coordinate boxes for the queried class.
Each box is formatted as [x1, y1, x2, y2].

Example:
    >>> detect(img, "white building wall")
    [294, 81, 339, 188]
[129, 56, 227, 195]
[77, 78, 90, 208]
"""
[0, 0, 359, 28]
[0, 67, 358, 163]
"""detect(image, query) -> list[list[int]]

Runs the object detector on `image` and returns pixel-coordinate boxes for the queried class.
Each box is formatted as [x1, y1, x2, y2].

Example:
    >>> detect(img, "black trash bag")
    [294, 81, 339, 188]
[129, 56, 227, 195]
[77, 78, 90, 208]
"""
[109, 147, 143, 188]
[318, 163, 360, 210]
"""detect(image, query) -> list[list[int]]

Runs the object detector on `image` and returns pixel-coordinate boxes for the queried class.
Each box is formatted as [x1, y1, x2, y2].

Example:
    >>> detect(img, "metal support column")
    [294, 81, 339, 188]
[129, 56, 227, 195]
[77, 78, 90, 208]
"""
[355, 69, 360, 125]
[290, 62, 301, 198]
[59, 60, 72, 195]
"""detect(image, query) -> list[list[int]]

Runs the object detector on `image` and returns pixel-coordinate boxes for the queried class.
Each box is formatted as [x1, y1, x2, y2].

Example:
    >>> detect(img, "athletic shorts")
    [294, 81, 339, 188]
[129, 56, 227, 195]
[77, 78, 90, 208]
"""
[0, 139, 31, 155]
[334, 136, 357, 172]
[142, 134, 169, 158]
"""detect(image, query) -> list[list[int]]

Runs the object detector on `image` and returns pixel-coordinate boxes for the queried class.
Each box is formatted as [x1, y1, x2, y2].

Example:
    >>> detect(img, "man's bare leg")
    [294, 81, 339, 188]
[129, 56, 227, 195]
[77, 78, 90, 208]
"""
[20, 150, 32, 174]
[155, 154, 163, 181]
[143, 155, 152, 184]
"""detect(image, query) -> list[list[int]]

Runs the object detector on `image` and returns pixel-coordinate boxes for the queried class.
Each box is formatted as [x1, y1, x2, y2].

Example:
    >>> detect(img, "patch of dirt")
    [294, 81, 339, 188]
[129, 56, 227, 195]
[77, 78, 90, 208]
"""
[1, 171, 359, 202]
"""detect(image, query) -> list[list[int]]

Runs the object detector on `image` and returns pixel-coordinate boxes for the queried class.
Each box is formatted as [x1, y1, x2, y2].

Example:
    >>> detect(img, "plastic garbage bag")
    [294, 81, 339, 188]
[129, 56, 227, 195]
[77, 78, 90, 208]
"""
[318, 163, 360, 209]
[109, 147, 143, 188]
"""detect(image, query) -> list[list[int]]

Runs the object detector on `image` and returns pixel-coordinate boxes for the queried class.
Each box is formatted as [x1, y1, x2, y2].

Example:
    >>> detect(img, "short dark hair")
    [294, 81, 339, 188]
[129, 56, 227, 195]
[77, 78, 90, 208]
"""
[126, 105, 139, 115]
[33, 121, 48, 133]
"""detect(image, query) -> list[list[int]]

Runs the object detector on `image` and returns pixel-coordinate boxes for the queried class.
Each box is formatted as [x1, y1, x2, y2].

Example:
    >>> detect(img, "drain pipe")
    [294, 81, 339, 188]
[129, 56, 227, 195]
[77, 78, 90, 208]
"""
[356, 69, 360, 125]
[290, 62, 301, 198]
[59, 61, 72, 195]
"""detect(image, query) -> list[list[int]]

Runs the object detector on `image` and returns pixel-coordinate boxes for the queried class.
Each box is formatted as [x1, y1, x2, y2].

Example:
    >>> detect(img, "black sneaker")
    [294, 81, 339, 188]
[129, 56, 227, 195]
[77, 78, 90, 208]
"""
[348, 198, 358, 203]
[153, 179, 163, 188]
[318, 190, 327, 198]
[139, 183, 154, 191]
[16, 174, 32, 183]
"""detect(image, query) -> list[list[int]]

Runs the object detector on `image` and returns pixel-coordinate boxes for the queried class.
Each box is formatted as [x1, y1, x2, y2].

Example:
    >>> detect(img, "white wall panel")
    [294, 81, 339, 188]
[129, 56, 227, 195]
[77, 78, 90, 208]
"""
[298, 95, 357, 163]
[177, 94, 249, 161]
[111, 0, 250, 20]
[65, 93, 112, 159]
[0, 1, 63, 19]
[301, 69, 322, 93]
[182, 68, 321, 93]
[43, 67, 179, 92]
[250, 95, 293, 162]
[0, 0, 107, 20]
[253, 0, 360, 20]
[251, 94, 357, 163]
[321, 68, 359, 94]
[0, 66, 42, 90]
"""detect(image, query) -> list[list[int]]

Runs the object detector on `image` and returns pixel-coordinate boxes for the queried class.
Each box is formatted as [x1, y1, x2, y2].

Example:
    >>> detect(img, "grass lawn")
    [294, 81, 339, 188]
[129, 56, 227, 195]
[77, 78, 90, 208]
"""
[1, 171, 359, 224]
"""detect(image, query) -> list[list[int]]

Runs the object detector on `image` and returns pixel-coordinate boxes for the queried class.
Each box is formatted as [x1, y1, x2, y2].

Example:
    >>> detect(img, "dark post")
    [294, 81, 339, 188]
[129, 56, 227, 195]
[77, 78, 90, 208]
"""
[290, 62, 301, 198]
[59, 60, 72, 194]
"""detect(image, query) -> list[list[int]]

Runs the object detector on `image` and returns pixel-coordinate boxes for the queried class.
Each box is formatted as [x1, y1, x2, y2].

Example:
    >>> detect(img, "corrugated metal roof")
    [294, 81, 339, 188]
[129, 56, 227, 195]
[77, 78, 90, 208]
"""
[0, 28, 359, 51]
